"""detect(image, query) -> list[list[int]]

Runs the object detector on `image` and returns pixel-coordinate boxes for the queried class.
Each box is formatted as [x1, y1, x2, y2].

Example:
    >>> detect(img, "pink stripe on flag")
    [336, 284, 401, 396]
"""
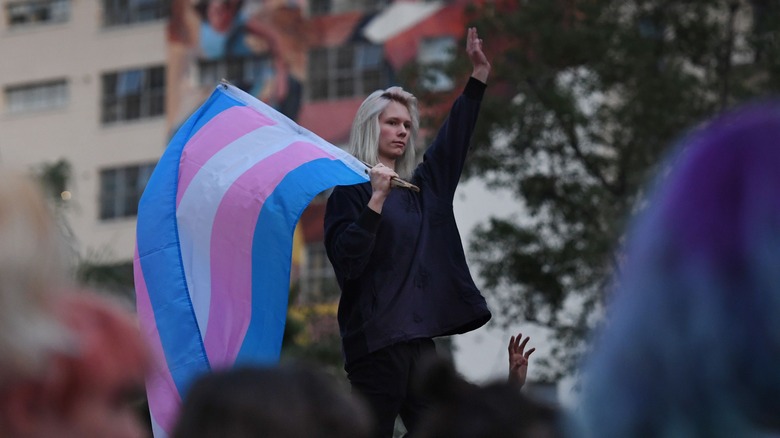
[203, 142, 335, 366]
[134, 249, 182, 435]
[177, 106, 276, 207]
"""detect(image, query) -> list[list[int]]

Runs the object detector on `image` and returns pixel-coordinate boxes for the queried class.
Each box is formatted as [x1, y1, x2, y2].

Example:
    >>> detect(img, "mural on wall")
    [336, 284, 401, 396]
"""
[166, 0, 308, 134]
[166, 0, 466, 144]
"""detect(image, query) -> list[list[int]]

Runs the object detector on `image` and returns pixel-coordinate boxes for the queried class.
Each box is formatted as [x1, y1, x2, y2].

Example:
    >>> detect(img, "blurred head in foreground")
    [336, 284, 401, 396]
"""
[0, 290, 150, 438]
[172, 363, 373, 438]
[414, 358, 560, 438]
[0, 172, 149, 438]
[0, 172, 69, 383]
[572, 102, 780, 437]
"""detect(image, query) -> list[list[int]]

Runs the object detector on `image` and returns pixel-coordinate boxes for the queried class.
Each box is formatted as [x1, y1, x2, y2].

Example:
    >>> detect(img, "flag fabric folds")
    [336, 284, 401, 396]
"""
[133, 82, 368, 437]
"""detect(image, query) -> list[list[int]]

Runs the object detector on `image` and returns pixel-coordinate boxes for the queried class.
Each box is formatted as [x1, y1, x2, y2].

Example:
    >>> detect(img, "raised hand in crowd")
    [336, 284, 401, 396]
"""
[508, 333, 536, 387]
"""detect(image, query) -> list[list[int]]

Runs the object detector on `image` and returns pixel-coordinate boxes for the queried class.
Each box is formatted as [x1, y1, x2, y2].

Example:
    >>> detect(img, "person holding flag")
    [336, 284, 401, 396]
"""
[324, 27, 493, 437]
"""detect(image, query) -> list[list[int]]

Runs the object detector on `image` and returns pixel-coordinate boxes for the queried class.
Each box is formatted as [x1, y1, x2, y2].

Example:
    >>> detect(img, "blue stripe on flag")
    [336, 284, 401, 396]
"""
[136, 87, 246, 396]
[235, 158, 368, 363]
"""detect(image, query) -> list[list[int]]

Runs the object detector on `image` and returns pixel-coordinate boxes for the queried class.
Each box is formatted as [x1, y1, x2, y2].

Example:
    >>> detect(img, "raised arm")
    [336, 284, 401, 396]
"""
[416, 27, 490, 198]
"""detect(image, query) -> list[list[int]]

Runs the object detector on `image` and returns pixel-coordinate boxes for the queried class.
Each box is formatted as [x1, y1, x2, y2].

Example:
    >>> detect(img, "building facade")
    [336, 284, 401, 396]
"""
[1, 0, 471, 302]
[1, 0, 169, 269]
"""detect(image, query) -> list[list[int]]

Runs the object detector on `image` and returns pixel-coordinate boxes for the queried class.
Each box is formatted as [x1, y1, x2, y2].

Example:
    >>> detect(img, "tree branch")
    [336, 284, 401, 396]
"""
[525, 78, 618, 196]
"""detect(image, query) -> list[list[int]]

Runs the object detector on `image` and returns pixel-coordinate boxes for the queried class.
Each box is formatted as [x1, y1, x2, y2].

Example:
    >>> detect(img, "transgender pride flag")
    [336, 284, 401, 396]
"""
[133, 81, 368, 437]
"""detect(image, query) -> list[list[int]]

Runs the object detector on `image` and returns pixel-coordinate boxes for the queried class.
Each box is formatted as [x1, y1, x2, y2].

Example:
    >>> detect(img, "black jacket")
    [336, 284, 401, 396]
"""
[324, 78, 492, 365]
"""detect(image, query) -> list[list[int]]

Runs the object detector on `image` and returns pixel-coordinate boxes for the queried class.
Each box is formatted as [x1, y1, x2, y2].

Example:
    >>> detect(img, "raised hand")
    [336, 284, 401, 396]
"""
[466, 27, 491, 83]
[508, 333, 536, 387]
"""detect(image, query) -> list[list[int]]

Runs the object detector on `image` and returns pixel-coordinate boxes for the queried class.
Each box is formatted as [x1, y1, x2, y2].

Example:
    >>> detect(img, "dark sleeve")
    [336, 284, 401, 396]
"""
[417, 77, 486, 201]
[323, 185, 382, 280]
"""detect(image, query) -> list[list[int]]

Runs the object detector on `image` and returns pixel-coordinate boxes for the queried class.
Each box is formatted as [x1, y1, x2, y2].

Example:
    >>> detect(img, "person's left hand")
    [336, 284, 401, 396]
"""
[508, 333, 535, 387]
[466, 27, 491, 83]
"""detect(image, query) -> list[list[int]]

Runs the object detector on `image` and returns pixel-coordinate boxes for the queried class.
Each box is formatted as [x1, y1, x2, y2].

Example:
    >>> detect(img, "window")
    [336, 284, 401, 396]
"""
[102, 0, 169, 26]
[418, 36, 456, 92]
[5, 79, 68, 114]
[361, 0, 390, 11]
[309, 0, 331, 15]
[309, 0, 389, 15]
[198, 55, 272, 91]
[99, 162, 155, 220]
[101, 66, 165, 124]
[6, 0, 69, 27]
[299, 243, 339, 301]
[308, 43, 388, 101]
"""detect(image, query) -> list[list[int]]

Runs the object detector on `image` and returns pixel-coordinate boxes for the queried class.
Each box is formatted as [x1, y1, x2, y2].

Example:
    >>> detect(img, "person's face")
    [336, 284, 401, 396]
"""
[377, 101, 412, 167]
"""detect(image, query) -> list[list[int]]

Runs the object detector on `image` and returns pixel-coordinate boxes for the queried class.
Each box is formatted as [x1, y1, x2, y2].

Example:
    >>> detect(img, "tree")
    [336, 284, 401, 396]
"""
[422, 0, 780, 380]
[33, 159, 139, 302]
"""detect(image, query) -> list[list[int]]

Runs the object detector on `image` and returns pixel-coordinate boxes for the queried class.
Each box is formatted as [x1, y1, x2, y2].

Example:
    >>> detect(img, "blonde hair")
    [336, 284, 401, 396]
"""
[348, 86, 420, 180]
[0, 172, 70, 385]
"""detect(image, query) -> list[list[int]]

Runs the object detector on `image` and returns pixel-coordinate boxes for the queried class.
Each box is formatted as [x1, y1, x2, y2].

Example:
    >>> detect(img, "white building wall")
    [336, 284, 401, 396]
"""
[0, 1, 167, 262]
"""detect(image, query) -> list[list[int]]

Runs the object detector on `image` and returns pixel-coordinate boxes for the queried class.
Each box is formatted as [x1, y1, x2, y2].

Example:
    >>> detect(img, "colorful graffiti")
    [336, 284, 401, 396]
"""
[167, 0, 307, 133]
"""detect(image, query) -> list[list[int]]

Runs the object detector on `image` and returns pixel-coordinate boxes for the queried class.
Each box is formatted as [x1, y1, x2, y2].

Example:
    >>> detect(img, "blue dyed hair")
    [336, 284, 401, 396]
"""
[570, 102, 780, 437]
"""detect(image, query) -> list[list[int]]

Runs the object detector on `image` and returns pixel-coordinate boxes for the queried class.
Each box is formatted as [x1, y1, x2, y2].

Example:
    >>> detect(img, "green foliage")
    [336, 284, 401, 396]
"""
[280, 269, 346, 374]
[425, 0, 780, 379]
[33, 159, 139, 303]
[76, 260, 136, 300]
[281, 300, 344, 374]
[34, 158, 71, 206]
